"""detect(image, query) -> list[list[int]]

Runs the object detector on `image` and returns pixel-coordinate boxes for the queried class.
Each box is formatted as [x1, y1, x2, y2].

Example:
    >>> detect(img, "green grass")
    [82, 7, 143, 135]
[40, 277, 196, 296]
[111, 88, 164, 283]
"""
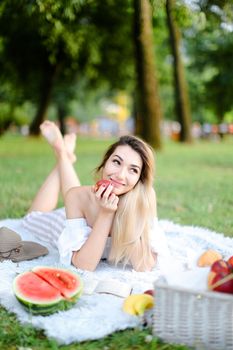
[0, 134, 233, 349]
[156, 138, 233, 236]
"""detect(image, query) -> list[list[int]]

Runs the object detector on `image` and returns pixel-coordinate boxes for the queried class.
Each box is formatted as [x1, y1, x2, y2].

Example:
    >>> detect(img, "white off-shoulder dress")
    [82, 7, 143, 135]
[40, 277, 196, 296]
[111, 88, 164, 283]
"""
[23, 207, 171, 269]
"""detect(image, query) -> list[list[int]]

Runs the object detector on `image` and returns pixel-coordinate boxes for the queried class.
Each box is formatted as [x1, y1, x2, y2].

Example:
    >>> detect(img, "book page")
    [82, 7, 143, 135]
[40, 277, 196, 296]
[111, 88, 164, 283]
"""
[95, 279, 132, 298]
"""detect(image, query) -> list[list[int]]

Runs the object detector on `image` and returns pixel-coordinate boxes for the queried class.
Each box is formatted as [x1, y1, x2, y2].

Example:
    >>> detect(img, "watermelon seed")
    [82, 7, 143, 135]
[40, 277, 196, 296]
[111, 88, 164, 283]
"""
[55, 273, 73, 288]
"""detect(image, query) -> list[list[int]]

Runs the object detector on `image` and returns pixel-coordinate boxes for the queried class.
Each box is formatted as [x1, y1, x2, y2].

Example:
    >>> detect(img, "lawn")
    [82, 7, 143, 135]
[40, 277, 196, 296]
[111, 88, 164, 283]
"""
[0, 133, 233, 350]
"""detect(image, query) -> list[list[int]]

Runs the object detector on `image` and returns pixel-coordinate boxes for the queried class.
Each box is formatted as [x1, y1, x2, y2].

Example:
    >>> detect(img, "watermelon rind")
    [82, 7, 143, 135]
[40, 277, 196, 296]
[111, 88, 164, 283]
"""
[15, 297, 65, 315]
[15, 296, 79, 315]
[13, 267, 83, 316]
[15, 298, 77, 315]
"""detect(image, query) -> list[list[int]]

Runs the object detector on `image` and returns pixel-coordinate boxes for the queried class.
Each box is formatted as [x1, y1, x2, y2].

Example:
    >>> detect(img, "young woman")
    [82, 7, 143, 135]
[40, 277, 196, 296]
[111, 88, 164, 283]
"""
[23, 120, 170, 272]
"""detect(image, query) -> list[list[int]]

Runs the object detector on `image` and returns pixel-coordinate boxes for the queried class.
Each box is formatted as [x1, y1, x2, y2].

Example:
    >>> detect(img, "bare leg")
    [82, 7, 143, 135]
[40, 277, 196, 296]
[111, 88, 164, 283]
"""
[57, 137, 81, 199]
[28, 121, 80, 213]
[28, 165, 60, 213]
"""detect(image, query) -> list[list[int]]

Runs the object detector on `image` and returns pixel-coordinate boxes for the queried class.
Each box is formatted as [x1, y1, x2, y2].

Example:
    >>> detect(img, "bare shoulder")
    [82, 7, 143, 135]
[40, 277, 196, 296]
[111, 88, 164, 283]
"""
[65, 186, 93, 218]
[66, 185, 91, 198]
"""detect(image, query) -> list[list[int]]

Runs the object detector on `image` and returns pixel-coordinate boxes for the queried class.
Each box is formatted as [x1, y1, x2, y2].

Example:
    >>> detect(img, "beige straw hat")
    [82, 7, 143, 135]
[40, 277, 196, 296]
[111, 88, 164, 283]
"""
[0, 227, 49, 262]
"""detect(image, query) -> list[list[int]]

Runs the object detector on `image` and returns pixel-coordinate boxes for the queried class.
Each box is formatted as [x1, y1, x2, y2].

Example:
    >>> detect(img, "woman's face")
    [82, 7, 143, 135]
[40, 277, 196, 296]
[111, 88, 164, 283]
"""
[102, 145, 143, 195]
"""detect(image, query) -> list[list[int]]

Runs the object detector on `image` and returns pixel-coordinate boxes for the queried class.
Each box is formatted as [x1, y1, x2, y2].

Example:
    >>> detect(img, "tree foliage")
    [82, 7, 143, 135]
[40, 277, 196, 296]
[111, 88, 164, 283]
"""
[185, 0, 233, 122]
[0, 0, 134, 134]
[0, 0, 233, 141]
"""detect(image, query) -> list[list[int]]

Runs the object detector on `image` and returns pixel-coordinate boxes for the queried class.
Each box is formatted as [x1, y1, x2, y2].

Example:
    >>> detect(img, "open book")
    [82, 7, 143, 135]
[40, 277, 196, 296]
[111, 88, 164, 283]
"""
[83, 278, 132, 298]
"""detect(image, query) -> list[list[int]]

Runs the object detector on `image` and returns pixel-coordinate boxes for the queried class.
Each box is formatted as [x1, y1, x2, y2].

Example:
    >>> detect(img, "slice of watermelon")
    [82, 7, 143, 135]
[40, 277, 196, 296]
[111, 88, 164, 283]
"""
[13, 271, 64, 315]
[32, 266, 83, 299]
[13, 267, 83, 315]
[13, 271, 62, 304]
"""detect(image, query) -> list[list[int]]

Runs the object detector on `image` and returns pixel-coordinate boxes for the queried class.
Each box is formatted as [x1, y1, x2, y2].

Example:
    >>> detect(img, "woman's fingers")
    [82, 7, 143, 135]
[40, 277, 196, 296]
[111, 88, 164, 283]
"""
[95, 184, 113, 199]
[111, 193, 119, 208]
[95, 184, 118, 211]
[101, 184, 113, 199]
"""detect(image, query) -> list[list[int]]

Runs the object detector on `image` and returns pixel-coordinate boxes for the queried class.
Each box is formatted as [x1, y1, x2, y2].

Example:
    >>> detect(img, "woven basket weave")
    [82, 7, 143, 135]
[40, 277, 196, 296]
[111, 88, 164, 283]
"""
[152, 282, 233, 350]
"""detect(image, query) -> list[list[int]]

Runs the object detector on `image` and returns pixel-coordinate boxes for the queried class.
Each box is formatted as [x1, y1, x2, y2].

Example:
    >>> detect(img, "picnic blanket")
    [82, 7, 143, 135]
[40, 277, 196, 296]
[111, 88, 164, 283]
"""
[0, 217, 233, 345]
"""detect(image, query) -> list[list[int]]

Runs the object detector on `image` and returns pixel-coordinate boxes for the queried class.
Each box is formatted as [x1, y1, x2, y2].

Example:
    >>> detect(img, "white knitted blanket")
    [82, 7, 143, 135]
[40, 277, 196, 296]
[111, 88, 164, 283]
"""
[0, 218, 233, 345]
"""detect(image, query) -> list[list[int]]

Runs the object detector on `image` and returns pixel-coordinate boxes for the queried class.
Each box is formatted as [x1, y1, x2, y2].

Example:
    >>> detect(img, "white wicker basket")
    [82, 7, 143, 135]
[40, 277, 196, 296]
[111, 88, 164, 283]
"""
[152, 281, 233, 350]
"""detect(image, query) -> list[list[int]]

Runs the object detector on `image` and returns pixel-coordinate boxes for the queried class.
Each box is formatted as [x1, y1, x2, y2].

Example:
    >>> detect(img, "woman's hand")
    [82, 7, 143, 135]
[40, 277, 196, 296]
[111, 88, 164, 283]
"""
[94, 184, 119, 212]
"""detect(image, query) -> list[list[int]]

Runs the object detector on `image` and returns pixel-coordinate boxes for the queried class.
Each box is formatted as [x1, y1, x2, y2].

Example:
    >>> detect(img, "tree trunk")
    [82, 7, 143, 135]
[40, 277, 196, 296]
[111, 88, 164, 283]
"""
[0, 119, 12, 136]
[166, 0, 192, 142]
[57, 103, 66, 135]
[29, 64, 58, 135]
[133, 0, 162, 149]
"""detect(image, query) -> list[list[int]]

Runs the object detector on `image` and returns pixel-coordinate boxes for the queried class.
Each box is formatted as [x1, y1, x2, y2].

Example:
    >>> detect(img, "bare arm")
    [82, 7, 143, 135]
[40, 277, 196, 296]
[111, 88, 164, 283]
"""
[71, 210, 115, 271]
[65, 184, 119, 271]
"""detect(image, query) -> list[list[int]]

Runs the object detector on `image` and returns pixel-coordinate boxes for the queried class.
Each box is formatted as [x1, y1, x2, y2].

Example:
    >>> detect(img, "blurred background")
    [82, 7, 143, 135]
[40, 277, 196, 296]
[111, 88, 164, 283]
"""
[0, 0, 233, 148]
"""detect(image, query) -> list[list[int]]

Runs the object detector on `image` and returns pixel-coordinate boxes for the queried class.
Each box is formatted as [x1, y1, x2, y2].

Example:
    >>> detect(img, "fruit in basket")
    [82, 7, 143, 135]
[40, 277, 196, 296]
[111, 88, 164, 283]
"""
[227, 256, 233, 269]
[13, 267, 83, 315]
[208, 271, 216, 287]
[210, 259, 230, 274]
[122, 294, 154, 316]
[208, 259, 233, 294]
[197, 249, 222, 267]
[209, 272, 233, 294]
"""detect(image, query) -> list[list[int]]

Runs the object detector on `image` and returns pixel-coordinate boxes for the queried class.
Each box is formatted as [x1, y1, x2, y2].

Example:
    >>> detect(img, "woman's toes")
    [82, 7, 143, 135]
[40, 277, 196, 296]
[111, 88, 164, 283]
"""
[40, 121, 64, 149]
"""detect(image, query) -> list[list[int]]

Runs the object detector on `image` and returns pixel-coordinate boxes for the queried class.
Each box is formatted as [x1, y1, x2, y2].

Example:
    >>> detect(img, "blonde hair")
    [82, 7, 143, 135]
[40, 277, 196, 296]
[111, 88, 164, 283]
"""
[95, 135, 156, 270]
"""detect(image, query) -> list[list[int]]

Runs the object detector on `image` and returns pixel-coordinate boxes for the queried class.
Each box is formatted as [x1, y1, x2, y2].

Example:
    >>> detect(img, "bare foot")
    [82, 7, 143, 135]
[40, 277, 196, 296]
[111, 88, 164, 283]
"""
[64, 133, 77, 163]
[40, 121, 65, 154]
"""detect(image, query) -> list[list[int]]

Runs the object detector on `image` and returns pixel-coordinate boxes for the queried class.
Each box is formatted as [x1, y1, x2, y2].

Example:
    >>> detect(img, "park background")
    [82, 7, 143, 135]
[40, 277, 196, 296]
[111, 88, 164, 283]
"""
[0, 1, 233, 350]
[0, 0, 233, 145]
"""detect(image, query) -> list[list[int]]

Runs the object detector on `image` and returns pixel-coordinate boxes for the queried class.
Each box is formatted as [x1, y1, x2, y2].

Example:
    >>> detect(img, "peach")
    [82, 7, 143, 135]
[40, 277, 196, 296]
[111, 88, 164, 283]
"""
[197, 249, 222, 267]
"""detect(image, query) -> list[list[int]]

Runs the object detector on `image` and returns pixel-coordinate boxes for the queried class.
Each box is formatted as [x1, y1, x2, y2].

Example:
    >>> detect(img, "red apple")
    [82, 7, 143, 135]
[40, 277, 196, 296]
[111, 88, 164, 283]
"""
[210, 259, 230, 274]
[207, 271, 216, 288]
[94, 179, 112, 192]
[209, 272, 233, 294]
[144, 289, 155, 297]
[227, 256, 233, 269]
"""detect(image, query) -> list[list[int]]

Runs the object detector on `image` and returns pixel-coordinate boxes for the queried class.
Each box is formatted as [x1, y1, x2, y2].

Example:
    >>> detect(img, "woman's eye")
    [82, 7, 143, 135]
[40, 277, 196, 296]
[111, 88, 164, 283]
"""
[113, 159, 120, 165]
[130, 168, 138, 174]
